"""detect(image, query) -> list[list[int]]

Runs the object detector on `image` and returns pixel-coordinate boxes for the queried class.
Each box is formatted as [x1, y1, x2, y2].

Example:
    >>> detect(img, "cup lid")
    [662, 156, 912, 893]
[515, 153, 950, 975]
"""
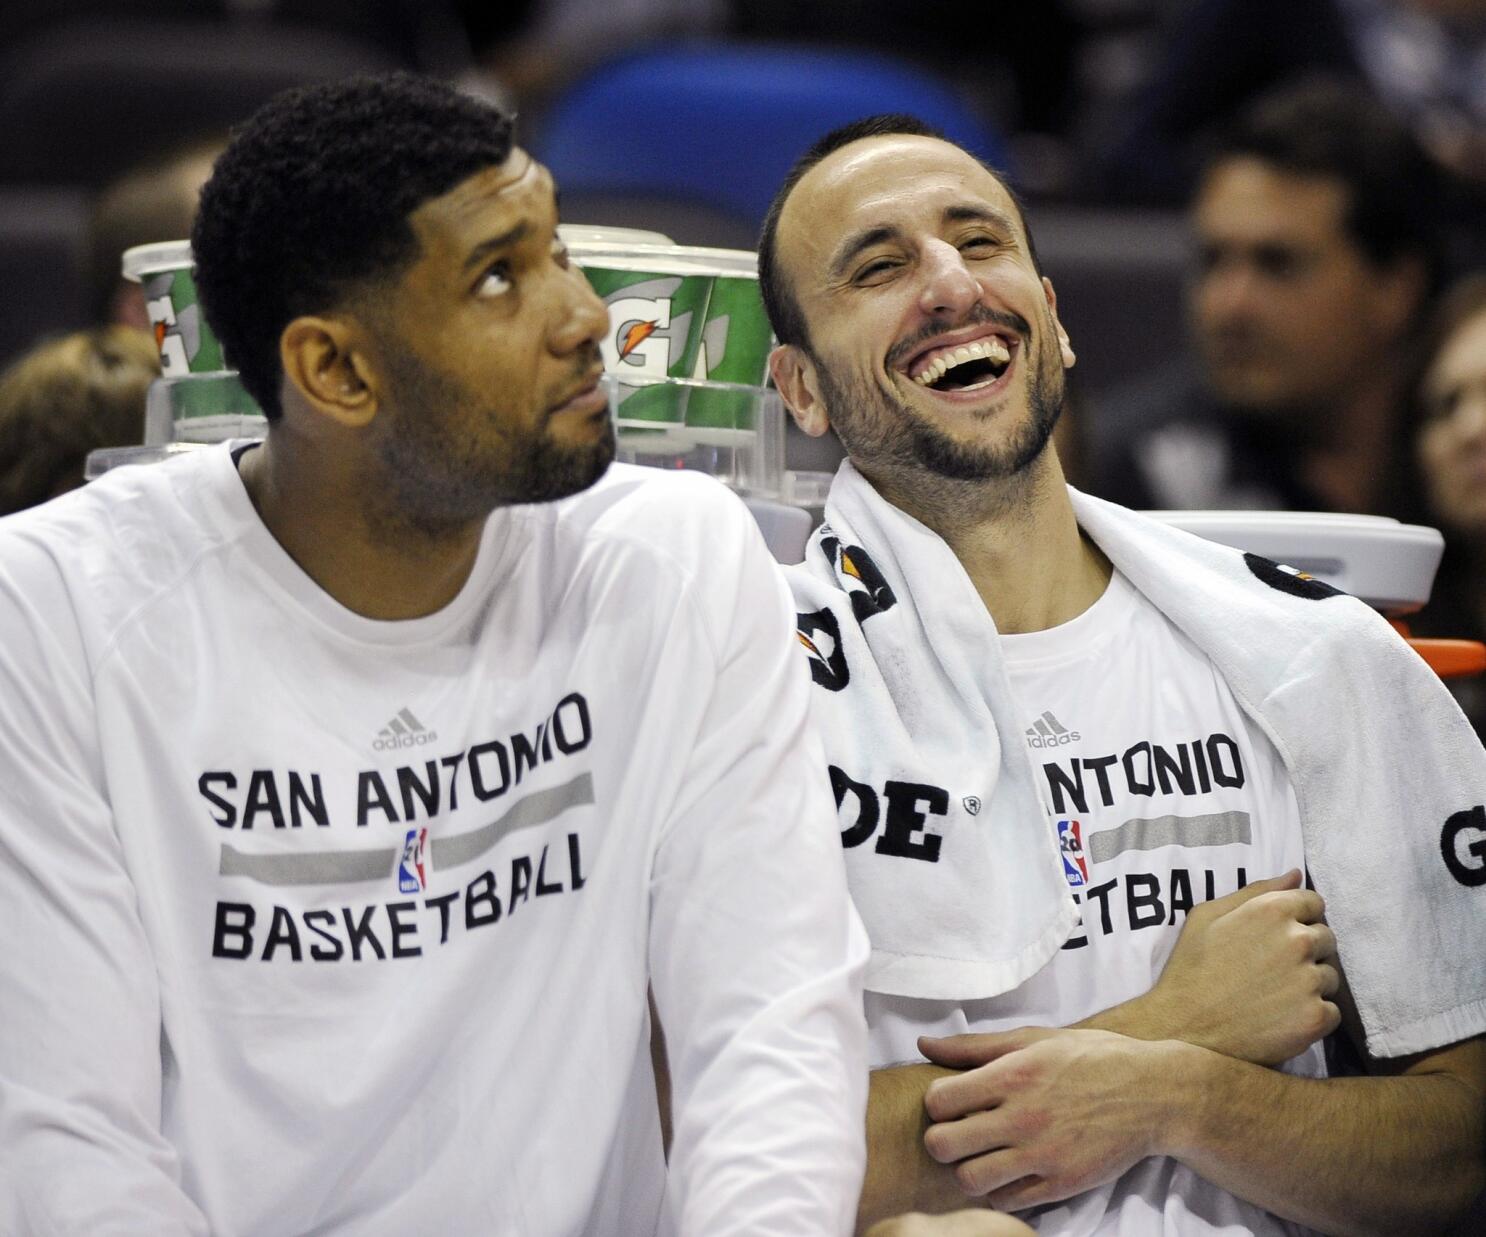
[121, 240, 193, 282]
[558, 223, 674, 247]
[568, 241, 757, 277]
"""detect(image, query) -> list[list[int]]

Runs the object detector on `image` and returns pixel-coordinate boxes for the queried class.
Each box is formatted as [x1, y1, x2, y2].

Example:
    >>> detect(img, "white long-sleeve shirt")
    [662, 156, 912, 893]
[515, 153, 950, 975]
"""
[0, 448, 868, 1236]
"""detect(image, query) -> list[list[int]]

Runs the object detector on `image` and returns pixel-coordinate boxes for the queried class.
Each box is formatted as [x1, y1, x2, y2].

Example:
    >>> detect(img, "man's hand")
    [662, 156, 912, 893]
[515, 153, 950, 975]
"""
[864, 1210, 1035, 1237]
[1086, 869, 1342, 1065]
[919, 1027, 1175, 1211]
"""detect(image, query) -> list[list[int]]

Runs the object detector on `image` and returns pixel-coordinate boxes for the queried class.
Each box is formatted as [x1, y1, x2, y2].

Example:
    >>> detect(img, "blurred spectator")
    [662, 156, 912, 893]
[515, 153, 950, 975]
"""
[84, 138, 222, 331]
[1094, 0, 1486, 206]
[1410, 274, 1486, 731]
[0, 326, 158, 515]
[1087, 81, 1440, 516]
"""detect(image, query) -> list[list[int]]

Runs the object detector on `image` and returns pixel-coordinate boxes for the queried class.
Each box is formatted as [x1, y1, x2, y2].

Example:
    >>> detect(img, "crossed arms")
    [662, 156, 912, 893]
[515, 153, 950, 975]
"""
[856, 870, 1486, 1236]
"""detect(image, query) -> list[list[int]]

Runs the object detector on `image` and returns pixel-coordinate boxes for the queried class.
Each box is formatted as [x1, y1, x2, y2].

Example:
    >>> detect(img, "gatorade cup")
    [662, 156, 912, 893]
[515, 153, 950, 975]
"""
[574, 255, 711, 428]
[122, 241, 265, 443]
[687, 252, 773, 434]
[124, 241, 226, 376]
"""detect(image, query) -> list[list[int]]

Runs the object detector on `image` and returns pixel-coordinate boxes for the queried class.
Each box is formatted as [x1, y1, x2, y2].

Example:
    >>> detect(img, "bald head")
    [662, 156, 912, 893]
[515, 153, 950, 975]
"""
[758, 117, 1036, 351]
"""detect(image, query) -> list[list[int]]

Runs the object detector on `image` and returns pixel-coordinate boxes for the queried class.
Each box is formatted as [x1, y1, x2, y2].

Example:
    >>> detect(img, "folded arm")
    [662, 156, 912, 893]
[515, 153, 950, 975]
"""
[916, 864, 1486, 1232]
[922, 1025, 1486, 1237]
[855, 869, 1339, 1227]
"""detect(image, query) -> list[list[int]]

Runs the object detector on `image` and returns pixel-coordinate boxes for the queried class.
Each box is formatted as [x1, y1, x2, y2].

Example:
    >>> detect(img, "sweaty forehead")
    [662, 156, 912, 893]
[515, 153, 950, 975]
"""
[778, 135, 1021, 281]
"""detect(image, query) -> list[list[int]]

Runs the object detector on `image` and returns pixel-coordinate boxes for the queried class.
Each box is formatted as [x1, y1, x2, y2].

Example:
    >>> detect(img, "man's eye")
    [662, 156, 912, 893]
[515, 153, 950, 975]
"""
[1430, 389, 1462, 422]
[478, 265, 513, 297]
[856, 259, 899, 282]
[959, 235, 997, 254]
[1255, 247, 1302, 280]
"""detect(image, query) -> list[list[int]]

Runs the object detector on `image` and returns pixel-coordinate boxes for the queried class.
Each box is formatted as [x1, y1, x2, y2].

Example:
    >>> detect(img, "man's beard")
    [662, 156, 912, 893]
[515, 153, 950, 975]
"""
[373, 342, 615, 538]
[814, 305, 1065, 485]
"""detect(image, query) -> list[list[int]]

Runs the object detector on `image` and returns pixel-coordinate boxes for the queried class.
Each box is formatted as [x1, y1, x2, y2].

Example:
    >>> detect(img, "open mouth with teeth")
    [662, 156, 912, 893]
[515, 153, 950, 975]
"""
[908, 336, 1015, 394]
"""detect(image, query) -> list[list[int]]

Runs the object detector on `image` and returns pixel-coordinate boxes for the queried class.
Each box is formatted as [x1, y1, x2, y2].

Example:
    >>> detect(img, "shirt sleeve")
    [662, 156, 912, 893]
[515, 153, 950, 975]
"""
[0, 534, 210, 1235]
[646, 490, 869, 1237]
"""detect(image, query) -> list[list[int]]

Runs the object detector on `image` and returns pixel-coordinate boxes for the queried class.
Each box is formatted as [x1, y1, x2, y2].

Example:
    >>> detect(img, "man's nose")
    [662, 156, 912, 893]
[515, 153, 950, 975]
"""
[552, 267, 609, 355]
[1200, 260, 1262, 323]
[917, 239, 980, 319]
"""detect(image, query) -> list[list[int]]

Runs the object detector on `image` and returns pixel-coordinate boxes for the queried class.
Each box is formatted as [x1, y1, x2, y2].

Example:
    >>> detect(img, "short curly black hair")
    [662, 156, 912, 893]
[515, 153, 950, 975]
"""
[192, 72, 515, 420]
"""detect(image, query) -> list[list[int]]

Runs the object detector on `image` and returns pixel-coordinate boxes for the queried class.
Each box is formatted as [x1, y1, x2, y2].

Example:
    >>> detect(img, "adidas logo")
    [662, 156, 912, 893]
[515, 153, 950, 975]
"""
[373, 707, 439, 751]
[1025, 710, 1080, 749]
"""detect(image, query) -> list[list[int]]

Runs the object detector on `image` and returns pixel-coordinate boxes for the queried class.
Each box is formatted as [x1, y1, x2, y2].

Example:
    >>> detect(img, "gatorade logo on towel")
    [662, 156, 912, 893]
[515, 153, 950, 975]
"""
[819, 526, 897, 624]
[1441, 805, 1486, 887]
[1244, 553, 1343, 601]
[797, 608, 849, 693]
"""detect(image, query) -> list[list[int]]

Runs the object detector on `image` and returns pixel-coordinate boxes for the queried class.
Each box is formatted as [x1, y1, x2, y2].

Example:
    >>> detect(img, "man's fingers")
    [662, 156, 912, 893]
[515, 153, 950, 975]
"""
[919, 1028, 1038, 1070]
[1198, 869, 1303, 918]
[923, 1064, 1009, 1123]
[1318, 997, 1343, 1039]
[1317, 962, 1341, 1000]
[1308, 922, 1338, 962]
[987, 1174, 1061, 1212]
[1277, 887, 1327, 925]
[923, 1109, 1010, 1164]
[951, 1147, 1032, 1198]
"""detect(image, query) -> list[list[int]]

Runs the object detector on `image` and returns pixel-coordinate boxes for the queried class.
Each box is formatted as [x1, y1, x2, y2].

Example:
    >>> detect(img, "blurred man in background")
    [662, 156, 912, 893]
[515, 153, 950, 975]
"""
[1089, 81, 1440, 516]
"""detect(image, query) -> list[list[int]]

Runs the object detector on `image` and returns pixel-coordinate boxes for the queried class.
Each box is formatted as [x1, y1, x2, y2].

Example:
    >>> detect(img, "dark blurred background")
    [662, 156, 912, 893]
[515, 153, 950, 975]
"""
[5, 0, 1486, 524]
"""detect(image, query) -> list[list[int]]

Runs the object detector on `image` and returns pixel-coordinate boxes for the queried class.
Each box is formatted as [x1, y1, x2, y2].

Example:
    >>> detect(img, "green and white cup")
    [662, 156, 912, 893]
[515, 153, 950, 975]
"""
[570, 242, 774, 436]
[122, 241, 266, 443]
[576, 254, 712, 427]
[122, 241, 226, 376]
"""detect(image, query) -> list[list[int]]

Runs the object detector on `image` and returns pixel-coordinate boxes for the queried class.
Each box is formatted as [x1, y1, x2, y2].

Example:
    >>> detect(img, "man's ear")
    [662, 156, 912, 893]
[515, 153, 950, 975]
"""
[1042, 276, 1076, 370]
[769, 343, 830, 438]
[279, 316, 379, 429]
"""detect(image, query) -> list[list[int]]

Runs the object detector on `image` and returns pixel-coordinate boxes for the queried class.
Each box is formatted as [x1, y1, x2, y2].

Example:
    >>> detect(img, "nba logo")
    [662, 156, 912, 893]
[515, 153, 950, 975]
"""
[398, 827, 427, 894]
[1057, 819, 1088, 886]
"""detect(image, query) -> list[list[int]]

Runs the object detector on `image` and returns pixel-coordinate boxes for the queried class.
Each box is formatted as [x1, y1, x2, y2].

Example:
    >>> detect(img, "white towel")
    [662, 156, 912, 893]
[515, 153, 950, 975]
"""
[786, 461, 1486, 1058]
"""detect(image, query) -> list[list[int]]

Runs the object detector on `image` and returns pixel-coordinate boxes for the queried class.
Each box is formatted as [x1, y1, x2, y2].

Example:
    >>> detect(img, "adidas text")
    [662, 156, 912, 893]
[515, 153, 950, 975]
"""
[374, 730, 440, 751]
[1027, 731, 1081, 749]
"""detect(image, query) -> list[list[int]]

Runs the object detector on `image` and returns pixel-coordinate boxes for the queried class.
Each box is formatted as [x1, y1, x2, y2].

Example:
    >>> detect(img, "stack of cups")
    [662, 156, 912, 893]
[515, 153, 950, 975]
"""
[121, 241, 266, 444]
[565, 235, 784, 499]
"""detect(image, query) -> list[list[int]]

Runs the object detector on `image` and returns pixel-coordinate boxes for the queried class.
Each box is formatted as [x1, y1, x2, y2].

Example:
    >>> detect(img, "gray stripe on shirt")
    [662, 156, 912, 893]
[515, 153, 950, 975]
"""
[431, 772, 595, 869]
[219, 843, 396, 885]
[1088, 811, 1251, 863]
[218, 771, 595, 886]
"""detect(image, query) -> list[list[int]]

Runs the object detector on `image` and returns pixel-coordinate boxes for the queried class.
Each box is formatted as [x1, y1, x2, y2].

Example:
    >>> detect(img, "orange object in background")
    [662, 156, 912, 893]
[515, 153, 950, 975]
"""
[1390, 620, 1486, 680]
